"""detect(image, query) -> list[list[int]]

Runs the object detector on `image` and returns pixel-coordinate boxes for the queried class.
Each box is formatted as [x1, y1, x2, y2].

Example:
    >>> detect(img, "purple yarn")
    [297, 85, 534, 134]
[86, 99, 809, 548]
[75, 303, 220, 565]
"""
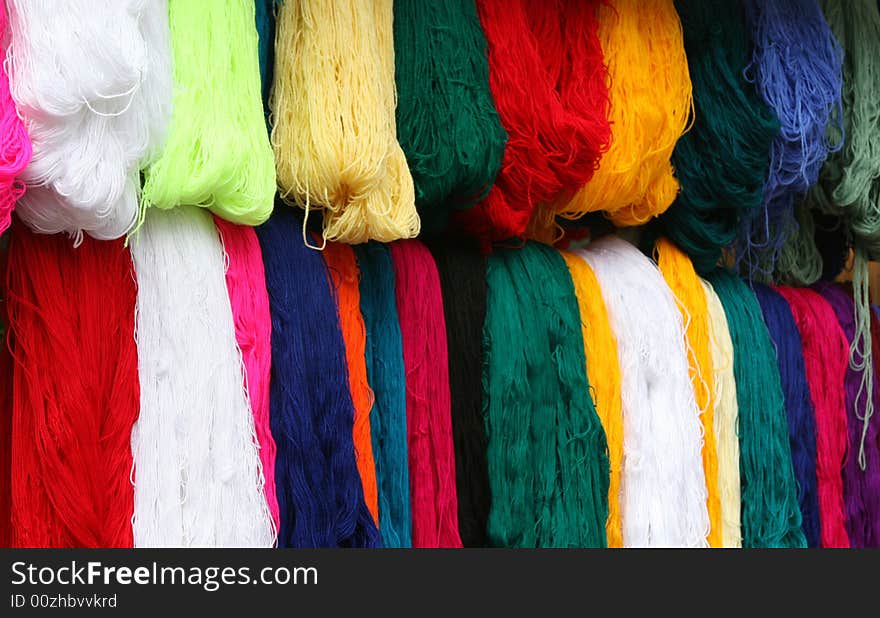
[739, 0, 844, 275]
[753, 283, 821, 547]
[814, 281, 880, 547]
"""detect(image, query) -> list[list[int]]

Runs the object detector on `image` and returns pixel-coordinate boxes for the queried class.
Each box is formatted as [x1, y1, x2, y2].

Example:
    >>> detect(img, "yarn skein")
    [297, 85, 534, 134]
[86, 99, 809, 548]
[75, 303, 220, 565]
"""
[255, 0, 276, 125]
[484, 242, 608, 547]
[427, 240, 490, 547]
[213, 217, 280, 536]
[655, 237, 722, 547]
[0, 294, 11, 548]
[353, 242, 411, 548]
[560, 250, 624, 548]
[707, 269, 806, 548]
[130, 207, 274, 547]
[390, 240, 461, 548]
[776, 286, 850, 547]
[256, 207, 380, 548]
[456, 0, 610, 243]
[394, 0, 506, 235]
[701, 279, 742, 548]
[321, 241, 379, 525]
[272, 0, 419, 244]
[0, 2, 30, 235]
[815, 282, 880, 547]
[6, 226, 139, 547]
[580, 236, 707, 547]
[660, 0, 779, 274]
[142, 0, 274, 226]
[752, 283, 821, 548]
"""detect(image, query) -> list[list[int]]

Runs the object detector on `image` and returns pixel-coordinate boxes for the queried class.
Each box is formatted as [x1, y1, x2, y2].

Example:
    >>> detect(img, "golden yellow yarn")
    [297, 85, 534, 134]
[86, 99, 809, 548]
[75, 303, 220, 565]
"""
[560, 250, 624, 547]
[271, 0, 419, 244]
[655, 237, 721, 547]
[701, 278, 743, 548]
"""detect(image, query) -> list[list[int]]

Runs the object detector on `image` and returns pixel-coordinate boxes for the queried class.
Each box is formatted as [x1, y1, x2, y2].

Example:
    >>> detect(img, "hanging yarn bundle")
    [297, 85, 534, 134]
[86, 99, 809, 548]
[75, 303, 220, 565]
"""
[660, 0, 779, 275]
[543, 0, 691, 236]
[654, 237, 722, 547]
[752, 283, 821, 547]
[560, 250, 624, 547]
[707, 269, 805, 548]
[814, 282, 880, 547]
[393, 0, 506, 235]
[700, 279, 742, 548]
[213, 218, 280, 535]
[142, 0, 273, 226]
[580, 236, 707, 547]
[776, 287, 850, 547]
[738, 0, 843, 276]
[130, 207, 274, 548]
[6, 0, 171, 240]
[0, 2, 30, 235]
[5, 226, 139, 548]
[484, 242, 608, 547]
[353, 242, 411, 548]
[456, 0, 610, 243]
[0, 293, 11, 548]
[255, 0, 276, 125]
[272, 0, 419, 244]
[321, 242, 379, 525]
[256, 207, 380, 548]
[427, 241, 490, 548]
[390, 240, 461, 548]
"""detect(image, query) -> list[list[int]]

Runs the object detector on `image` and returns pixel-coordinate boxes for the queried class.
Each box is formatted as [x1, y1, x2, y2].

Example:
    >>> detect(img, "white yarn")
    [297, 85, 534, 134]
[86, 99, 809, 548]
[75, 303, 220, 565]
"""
[6, 0, 172, 240]
[130, 206, 274, 548]
[577, 236, 709, 547]
[700, 279, 743, 548]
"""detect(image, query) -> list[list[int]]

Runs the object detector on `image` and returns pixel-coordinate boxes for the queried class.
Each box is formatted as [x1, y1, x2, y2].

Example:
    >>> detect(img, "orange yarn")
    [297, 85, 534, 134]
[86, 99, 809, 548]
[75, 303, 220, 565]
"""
[322, 242, 379, 524]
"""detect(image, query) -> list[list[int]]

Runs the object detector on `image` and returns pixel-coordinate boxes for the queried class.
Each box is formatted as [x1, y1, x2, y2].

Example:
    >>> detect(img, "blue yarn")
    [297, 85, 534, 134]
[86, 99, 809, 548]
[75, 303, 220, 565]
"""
[256, 206, 381, 548]
[353, 242, 412, 548]
[738, 0, 844, 276]
[752, 282, 821, 547]
[255, 0, 276, 126]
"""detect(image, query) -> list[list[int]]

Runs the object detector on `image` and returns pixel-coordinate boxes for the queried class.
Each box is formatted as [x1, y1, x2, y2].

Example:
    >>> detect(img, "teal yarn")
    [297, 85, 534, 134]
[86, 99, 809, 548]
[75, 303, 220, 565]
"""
[353, 242, 411, 548]
[483, 242, 608, 548]
[707, 269, 806, 548]
[255, 0, 275, 125]
[661, 0, 779, 275]
[393, 0, 507, 234]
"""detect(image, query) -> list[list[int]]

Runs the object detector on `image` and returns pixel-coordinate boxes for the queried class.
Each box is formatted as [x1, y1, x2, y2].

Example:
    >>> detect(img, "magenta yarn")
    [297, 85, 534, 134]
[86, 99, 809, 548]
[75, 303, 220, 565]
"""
[0, 3, 31, 233]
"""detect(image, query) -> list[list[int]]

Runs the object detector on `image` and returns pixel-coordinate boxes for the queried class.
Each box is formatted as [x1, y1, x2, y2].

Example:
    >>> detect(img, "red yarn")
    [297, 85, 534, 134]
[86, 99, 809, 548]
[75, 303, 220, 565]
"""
[390, 240, 462, 548]
[0, 244, 12, 547]
[776, 286, 850, 548]
[455, 0, 609, 243]
[6, 223, 139, 547]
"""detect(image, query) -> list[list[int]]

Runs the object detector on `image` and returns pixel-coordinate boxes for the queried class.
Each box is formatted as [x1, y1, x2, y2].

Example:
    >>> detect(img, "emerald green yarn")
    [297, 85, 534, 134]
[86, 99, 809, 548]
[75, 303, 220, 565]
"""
[483, 242, 608, 548]
[393, 0, 507, 235]
[707, 269, 806, 548]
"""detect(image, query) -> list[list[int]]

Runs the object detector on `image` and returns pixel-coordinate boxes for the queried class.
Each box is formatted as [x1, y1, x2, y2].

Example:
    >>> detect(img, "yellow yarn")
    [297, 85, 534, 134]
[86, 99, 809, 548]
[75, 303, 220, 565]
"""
[701, 278, 743, 548]
[271, 0, 420, 244]
[655, 237, 721, 547]
[531, 0, 692, 241]
[560, 250, 624, 547]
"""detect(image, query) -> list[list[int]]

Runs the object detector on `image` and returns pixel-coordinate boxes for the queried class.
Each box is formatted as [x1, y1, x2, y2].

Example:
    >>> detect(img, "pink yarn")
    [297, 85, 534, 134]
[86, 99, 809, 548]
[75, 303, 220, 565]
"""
[0, 3, 31, 233]
[214, 217, 279, 535]
[390, 240, 462, 548]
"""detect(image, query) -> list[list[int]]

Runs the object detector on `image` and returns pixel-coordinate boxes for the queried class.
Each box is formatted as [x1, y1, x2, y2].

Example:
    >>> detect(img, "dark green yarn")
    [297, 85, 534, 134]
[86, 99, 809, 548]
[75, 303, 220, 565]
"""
[661, 0, 779, 275]
[483, 242, 608, 548]
[393, 0, 507, 235]
[255, 0, 276, 127]
[706, 269, 806, 548]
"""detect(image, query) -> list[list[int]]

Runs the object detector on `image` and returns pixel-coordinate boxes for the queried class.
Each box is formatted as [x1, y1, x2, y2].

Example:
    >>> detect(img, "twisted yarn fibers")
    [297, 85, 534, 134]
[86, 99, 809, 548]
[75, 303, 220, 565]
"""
[484, 242, 608, 547]
[256, 207, 380, 548]
[6, 227, 139, 547]
[0, 291, 11, 548]
[700, 279, 742, 547]
[560, 250, 624, 547]
[255, 0, 276, 125]
[272, 0, 419, 244]
[130, 207, 274, 547]
[752, 283, 821, 548]
[7, 0, 171, 240]
[142, 0, 274, 226]
[580, 236, 707, 547]
[706, 269, 805, 548]
[0, 2, 30, 235]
